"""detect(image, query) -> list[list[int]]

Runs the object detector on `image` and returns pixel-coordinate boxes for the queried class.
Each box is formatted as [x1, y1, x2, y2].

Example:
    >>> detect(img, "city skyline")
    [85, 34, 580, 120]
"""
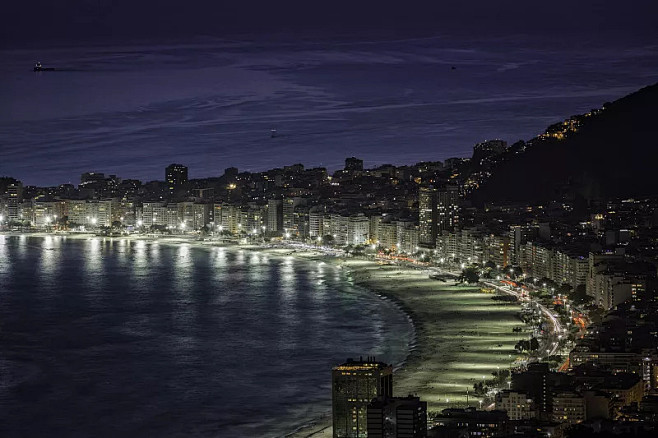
[3, 3, 658, 437]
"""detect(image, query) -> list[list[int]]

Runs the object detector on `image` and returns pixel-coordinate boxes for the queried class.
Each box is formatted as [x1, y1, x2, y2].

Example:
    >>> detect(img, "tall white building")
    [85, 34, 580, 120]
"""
[347, 215, 370, 245]
[309, 207, 325, 238]
[328, 214, 349, 245]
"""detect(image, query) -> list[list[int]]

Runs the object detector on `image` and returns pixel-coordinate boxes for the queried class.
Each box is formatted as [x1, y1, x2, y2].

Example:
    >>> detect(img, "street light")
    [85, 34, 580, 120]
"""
[137, 220, 143, 227]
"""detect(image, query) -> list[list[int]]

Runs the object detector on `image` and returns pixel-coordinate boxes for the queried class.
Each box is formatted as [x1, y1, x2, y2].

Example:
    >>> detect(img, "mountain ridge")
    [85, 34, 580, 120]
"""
[470, 82, 658, 203]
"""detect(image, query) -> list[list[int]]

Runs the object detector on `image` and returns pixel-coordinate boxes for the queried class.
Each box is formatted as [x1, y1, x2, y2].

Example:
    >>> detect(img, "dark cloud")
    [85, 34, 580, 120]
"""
[2, 1, 657, 44]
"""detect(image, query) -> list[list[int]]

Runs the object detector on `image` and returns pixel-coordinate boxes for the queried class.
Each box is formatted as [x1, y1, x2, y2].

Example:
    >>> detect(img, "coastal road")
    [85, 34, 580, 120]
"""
[482, 281, 564, 358]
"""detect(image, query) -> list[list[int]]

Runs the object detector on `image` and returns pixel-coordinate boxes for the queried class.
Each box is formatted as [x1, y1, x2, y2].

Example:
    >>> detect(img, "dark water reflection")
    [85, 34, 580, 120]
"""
[0, 235, 411, 437]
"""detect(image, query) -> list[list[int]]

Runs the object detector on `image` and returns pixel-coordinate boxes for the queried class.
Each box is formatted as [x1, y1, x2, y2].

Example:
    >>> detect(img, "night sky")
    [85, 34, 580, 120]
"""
[3, 1, 658, 42]
[2, 1, 658, 185]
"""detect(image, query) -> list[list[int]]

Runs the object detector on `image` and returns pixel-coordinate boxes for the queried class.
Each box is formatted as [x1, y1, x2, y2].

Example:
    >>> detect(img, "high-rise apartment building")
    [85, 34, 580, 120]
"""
[347, 215, 370, 245]
[309, 207, 325, 238]
[437, 186, 459, 233]
[165, 164, 188, 194]
[332, 357, 393, 438]
[418, 187, 437, 247]
[283, 197, 307, 235]
[7, 182, 23, 221]
[267, 199, 283, 234]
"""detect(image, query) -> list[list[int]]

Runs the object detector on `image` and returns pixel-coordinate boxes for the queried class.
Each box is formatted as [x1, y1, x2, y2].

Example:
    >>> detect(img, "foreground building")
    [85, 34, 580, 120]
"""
[332, 357, 393, 438]
[367, 396, 427, 438]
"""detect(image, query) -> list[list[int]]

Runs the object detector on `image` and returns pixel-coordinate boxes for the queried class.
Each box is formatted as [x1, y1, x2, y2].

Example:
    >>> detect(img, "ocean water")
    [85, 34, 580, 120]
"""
[0, 235, 413, 437]
[1, 34, 657, 185]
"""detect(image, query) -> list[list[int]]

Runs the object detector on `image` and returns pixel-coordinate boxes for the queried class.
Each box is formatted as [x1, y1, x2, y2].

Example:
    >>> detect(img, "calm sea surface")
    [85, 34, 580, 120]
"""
[0, 235, 412, 437]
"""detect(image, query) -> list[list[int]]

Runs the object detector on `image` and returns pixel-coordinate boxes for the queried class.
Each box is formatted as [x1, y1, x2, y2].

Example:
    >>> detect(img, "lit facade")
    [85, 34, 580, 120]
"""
[418, 186, 437, 247]
[332, 358, 393, 438]
[165, 163, 188, 194]
[552, 392, 586, 425]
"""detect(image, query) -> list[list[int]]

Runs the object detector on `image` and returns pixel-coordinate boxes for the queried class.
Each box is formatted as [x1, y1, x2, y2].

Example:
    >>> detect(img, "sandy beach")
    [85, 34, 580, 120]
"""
[2, 233, 526, 436]
[249, 249, 527, 437]
[339, 259, 525, 408]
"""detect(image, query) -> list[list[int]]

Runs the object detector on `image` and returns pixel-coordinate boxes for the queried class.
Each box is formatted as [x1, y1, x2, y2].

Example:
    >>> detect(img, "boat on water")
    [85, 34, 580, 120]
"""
[33, 62, 55, 72]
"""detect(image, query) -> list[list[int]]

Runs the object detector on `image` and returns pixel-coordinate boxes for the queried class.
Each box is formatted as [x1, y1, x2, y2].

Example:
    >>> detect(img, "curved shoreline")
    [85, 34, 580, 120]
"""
[3, 233, 525, 436]
[284, 256, 526, 437]
[343, 266, 420, 373]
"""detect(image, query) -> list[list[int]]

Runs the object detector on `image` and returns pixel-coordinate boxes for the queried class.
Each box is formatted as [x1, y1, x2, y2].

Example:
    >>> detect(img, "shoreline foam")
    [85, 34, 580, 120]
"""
[2, 233, 525, 437]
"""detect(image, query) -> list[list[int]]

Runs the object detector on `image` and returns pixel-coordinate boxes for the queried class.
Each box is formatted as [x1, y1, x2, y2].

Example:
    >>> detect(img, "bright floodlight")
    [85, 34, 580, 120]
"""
[91, 218, 97, 225]
[137, 220, 143, 226]
[0, 215, 3, 222]
[180, 222, 186, 230]
[218, 225, 223, 231]
[253, 228, 258, 234]
[285, 232, 291, 239]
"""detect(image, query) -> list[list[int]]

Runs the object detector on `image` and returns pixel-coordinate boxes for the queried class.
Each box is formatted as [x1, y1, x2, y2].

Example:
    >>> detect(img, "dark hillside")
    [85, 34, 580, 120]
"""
[471, 83, 658, 203]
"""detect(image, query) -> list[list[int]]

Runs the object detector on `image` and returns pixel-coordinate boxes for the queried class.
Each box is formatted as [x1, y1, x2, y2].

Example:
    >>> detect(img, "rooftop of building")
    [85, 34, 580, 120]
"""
[333, 356, 392, 372]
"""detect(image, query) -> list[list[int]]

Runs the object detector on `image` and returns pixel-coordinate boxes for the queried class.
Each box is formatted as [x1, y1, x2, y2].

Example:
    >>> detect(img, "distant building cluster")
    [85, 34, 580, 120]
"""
[2, 131, 658, 437]
[1, 140, 656, 317]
